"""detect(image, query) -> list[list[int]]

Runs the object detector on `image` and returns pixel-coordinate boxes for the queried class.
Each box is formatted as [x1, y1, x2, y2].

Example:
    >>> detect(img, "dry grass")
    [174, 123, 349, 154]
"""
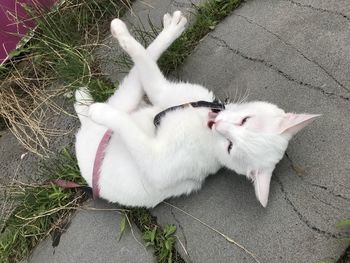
[0, 64, 72, 156]
[0, 0, 131, 157]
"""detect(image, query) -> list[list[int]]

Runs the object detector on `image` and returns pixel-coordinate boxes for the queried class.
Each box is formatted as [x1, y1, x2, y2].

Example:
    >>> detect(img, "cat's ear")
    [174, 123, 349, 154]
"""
[250, 169, 273, 208]
[279, 113, 320, 136]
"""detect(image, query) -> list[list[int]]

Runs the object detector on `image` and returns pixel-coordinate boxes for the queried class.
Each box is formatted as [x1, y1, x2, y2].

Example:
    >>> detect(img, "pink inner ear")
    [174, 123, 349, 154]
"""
[279, 113, 320, 136]
[251, 168, 273, 208]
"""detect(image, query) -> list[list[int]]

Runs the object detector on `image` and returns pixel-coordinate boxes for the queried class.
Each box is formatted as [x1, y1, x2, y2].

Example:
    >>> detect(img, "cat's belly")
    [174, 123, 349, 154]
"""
[75, 106, 160, 205]
[98, 133, 215, 207]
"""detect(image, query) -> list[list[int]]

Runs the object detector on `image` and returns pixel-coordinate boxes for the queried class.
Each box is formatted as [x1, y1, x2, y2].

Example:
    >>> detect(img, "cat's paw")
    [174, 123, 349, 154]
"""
[111, 19, 133, 50]
[163, 11, 187, 37]
[111, 19, 143, 56]
[163, 13, 172, 29]
[111, 19, 129, 39]
[88, 103, 115, 125]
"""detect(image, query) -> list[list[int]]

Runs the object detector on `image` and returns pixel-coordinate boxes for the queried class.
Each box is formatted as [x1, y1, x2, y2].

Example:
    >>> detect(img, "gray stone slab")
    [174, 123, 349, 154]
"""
[286, 0, 350, 17]
[153, 0, 350, 262]
[30, 200, 154, 263]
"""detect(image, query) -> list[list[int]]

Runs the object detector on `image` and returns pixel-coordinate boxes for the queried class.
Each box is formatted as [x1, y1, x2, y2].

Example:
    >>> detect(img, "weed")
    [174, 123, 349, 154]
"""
[335, 219, 350, 263]
[143, 224, 177, 262]
[0, 149, 87, 263]
[337, 219, 350, 228]
[336, 219, 350, 242]
[128, 208, 185, 263]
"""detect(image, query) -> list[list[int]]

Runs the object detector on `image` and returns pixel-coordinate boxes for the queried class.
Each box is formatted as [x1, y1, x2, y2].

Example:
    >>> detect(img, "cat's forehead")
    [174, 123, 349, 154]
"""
[225, 101, 284, 116]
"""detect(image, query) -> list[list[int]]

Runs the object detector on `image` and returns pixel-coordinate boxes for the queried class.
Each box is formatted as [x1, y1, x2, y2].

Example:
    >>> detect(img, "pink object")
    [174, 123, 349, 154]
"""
[53, 179, 81, 189]
[92, 129, 113, 199]
[279, 113, 320, 135]
[0, 0, 55, 64]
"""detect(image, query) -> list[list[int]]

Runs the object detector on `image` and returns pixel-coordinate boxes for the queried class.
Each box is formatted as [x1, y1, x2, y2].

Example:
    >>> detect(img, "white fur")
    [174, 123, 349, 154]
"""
[74, 12, 318, 208]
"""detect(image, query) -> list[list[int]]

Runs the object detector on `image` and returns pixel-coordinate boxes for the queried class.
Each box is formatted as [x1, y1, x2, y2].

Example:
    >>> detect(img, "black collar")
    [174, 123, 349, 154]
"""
[154, 100, 225, 128]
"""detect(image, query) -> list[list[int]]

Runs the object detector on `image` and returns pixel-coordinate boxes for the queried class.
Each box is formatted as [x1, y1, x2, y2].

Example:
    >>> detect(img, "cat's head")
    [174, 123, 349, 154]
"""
[212, 101, 319, 207]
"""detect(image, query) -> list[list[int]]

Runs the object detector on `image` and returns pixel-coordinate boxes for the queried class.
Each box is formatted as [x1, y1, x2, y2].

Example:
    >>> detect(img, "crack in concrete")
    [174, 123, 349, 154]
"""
[310, 192, 343, 212]
[170, 208, 191, 262]
[285, 0, 350, 23]
[209, 35, 350, 102]
[234, 14, 350, 93]
[274, 177, 344, 239]
[284, 153, 350, 202]
[308, 183, 337, 196]
[309, 182, 350, 202]
[171, 0, 195, 8]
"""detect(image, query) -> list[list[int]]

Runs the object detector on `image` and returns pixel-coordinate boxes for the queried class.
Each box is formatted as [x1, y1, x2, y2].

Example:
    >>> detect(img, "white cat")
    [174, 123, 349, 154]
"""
[74, 11, 318, 208]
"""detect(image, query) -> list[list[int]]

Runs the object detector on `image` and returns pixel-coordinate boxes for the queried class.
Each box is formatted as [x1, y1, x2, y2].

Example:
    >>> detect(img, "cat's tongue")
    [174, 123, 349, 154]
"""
[208, 111, 218, 129]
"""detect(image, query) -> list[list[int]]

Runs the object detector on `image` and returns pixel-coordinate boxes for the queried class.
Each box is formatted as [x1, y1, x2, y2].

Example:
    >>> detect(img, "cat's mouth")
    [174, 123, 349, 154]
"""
[207, 111, 218, 129]
[207, 111, 233, 153]
[208, 121, 215, 129]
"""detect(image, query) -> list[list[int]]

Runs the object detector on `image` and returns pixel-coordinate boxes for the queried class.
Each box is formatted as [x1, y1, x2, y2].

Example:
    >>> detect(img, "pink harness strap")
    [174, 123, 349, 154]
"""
[92, 128, 113, 199]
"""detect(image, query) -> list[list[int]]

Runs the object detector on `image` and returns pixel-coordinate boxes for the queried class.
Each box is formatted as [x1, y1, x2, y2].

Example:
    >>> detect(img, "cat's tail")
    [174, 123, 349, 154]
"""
[74, 87, 93, 124]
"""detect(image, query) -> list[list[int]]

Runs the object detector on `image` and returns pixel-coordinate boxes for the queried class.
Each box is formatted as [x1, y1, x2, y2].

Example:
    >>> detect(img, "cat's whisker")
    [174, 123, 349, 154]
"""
[230, 88, 236, 103]
[238, 88, 249, 104]
[223, 89, 233, 104]
[236, 87, 243, 104]
[227, 88, 237, 104]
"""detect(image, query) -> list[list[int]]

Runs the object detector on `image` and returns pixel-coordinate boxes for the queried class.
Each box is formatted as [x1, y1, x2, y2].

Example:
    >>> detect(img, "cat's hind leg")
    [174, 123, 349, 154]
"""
[88, 102, 183, 190]
[107, 11, 187, 111]
[74, 87, 93, 125]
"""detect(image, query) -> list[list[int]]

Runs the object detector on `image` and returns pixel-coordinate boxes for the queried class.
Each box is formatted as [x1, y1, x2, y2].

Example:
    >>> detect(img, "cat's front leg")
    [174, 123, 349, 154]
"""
[111, 16, 184, 106]
[107, 11, 187, 111]
[146, 11, 187, 59]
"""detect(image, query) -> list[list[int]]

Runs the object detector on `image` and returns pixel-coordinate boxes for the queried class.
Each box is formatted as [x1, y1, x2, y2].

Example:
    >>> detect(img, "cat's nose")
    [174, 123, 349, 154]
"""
[208, 111, 218, 119]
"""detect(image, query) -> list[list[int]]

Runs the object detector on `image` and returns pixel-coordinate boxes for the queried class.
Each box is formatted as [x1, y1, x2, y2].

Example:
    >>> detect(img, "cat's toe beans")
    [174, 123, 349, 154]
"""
[178, 16, 187, 27]
[164, 11, 186, 37]
[163, 13, 172, 28]
[171, 11, 183, 25]
[110, 19, 128, 38]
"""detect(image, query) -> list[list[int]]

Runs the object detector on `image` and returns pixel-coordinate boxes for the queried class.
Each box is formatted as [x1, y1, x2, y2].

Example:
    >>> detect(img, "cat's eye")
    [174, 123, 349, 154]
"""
[241, 116, 250, 126]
